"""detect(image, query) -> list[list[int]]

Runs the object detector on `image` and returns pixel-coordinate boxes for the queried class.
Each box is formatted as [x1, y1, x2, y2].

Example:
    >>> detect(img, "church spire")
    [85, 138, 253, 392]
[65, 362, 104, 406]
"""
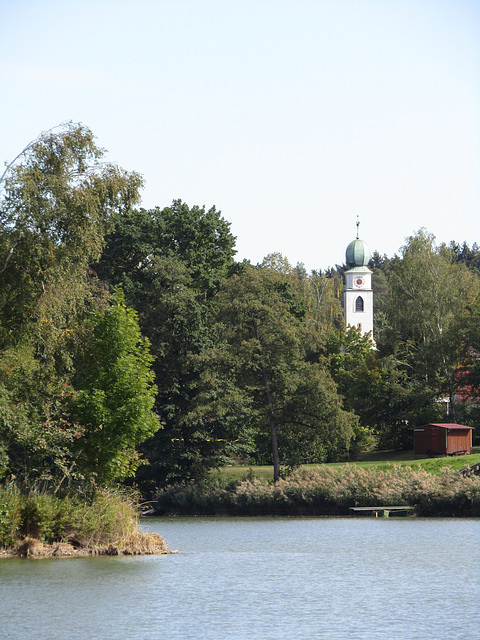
[344, 219, 374, 341]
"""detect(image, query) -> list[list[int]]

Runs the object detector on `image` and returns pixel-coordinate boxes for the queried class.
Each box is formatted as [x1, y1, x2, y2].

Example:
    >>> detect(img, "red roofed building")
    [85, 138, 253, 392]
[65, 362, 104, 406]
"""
[454, 381, 480, 405]
[454, 357, 480, 407]
[414, 423, 474, 457]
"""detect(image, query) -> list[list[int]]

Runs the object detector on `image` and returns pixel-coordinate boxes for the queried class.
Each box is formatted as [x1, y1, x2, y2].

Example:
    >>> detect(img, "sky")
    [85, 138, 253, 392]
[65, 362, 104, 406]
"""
[0, 0, 478, 272]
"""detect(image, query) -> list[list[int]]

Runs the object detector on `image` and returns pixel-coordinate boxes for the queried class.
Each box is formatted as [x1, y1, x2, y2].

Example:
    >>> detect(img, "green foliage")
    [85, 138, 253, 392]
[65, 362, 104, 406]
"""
[0, 122, 142, 346]
[71, 290, 160, 485]
[0, 485, 142, 548]
[0, 125, 155, 492]
[324, 325, 441, 449]
[380, 230, 480, 417]
[196, 264, 357, 481]
[326, 326, 380, 415]
[458, 291, 480, 432]
[0, 485, 23, 547]
[94, 200, 236, 299]
[66, 489, 140, 548]
[18, 493, 76, 543]
[94, 202, 238, 488]
[0, 347, 85, 489]
[301, 268, 343, 329]
[448, 240, 480, 278]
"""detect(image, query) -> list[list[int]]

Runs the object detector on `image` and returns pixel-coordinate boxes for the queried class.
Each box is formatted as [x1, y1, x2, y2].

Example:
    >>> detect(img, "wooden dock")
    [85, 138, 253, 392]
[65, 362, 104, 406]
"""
[459, 461, 480, 476]
[349, 506, 415, 517]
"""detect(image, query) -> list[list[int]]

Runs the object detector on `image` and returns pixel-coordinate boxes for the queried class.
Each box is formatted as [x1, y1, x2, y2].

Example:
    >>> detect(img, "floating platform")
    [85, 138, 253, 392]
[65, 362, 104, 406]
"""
[349, 506, 415, 517]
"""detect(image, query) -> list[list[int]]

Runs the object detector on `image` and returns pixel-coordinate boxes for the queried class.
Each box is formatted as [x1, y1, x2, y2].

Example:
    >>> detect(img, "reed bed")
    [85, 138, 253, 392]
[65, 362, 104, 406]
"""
[153, 465, 480, 517]
[0, 486, 173, 556]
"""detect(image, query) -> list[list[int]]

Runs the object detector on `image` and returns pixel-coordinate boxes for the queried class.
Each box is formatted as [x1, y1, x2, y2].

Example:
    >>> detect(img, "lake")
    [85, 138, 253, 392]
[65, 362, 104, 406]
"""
[1, 517, 479, 640]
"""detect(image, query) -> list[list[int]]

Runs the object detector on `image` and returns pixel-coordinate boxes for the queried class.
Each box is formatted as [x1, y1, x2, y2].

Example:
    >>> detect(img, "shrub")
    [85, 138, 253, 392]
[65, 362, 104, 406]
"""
[0, 486, 22, 547]
[19, 493, 75, 543]
[0, 485, 153, 550]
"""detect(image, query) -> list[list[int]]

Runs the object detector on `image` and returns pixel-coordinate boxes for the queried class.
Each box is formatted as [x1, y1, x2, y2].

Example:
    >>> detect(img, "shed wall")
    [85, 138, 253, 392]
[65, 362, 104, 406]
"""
[446, 431, 472, 455]
[414, 425, 473, 456]
[413, 428, 431, 454]
[414, 426, 446, 455]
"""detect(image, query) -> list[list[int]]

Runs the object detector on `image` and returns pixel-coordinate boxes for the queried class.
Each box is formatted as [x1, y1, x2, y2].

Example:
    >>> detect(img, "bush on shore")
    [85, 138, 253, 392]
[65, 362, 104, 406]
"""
[153, 465, 480, 517]
[0, 485, 173, 556]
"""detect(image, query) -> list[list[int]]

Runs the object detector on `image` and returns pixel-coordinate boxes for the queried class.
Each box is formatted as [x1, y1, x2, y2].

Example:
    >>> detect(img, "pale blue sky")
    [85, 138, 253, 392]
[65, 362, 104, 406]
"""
[1, 0, 478, 271]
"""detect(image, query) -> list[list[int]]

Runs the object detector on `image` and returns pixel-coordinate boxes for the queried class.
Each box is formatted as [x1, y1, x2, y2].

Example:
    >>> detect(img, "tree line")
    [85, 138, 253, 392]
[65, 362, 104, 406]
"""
[1, 123, 479, 496]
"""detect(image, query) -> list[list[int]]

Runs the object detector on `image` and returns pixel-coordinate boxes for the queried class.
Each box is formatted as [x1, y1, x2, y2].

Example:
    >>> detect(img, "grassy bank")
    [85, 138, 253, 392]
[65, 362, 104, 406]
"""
[153, 462, 480, 517]
[0, 486, 175, 557]
[212, 448, 480, 483]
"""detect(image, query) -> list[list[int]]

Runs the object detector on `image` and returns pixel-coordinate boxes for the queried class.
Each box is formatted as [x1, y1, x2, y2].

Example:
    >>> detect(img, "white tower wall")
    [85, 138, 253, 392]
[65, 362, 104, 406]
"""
[343, 268, 374, 337]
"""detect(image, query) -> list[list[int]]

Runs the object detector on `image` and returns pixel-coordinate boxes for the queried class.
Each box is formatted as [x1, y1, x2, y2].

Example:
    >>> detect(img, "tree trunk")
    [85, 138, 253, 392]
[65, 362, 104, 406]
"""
[250, 309, 281, 482]
[269, 414, 281, 483]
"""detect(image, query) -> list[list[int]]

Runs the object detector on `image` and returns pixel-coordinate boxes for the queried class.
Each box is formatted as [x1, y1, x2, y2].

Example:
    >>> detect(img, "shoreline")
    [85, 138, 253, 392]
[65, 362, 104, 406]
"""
[0, 533, 177, 558]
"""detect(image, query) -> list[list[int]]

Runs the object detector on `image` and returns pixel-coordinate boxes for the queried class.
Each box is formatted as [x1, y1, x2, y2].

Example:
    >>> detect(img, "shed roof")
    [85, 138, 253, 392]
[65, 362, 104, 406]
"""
[417, 423, 474, 431]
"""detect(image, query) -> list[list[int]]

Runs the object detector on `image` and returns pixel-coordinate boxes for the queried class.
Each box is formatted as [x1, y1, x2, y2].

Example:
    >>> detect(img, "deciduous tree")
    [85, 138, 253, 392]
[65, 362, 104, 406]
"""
[0, 124, 148, 490]
[94, 201, 238, 487]
[197, 265, 356, 482]
[380, 229, 480, 423]
[0, 122, 142, 347]
[71, 290, 160, 485]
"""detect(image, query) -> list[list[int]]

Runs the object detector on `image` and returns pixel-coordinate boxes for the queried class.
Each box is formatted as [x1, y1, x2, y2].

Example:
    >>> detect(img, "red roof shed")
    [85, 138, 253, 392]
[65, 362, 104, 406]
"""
[414, 423, 474, 457]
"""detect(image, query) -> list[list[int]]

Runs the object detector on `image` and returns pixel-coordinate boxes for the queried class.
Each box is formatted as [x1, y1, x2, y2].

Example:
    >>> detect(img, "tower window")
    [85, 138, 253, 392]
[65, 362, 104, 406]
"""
[355, 296, 364, 312]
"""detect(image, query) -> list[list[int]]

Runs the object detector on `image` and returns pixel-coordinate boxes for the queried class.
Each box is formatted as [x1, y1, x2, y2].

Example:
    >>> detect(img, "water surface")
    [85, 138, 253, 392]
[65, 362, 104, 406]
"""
[1, 517, 478, 639]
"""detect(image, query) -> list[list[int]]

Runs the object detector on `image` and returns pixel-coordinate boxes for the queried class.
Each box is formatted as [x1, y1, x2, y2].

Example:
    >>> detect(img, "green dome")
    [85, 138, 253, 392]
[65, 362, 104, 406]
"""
[346, 238, 371, 268]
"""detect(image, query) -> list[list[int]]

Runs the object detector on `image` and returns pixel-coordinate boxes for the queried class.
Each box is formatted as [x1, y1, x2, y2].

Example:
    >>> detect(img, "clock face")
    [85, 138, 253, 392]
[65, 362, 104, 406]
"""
[354, 277, 364, 288]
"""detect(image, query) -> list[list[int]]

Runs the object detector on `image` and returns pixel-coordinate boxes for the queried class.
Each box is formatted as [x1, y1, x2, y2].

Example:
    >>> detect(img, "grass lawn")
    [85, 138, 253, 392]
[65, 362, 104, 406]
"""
[215, 447, 480, 483]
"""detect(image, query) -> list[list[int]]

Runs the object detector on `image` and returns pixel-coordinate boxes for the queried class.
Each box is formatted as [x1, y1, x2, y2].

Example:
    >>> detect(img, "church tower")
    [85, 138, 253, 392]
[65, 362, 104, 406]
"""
[343, 219, 373, 339]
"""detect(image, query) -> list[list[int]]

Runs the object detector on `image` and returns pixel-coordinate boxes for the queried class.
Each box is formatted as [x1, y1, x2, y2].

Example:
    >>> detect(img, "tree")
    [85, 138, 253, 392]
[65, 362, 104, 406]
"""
[379, 229, 480, 423]
[324, 325, 438, 450]
[94, 200, 236, 298]
[197, 265, 357, 482]
[448, 240, 480, 278]
[0, 344, 81, 490]
[70, 290, 160, 486]
[0, 122, 143, 347]
[293, 266, 343, 331]
[94, 201, 239, 487]
[326, 327, 381, 420]
[0, 124, 146, 490]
